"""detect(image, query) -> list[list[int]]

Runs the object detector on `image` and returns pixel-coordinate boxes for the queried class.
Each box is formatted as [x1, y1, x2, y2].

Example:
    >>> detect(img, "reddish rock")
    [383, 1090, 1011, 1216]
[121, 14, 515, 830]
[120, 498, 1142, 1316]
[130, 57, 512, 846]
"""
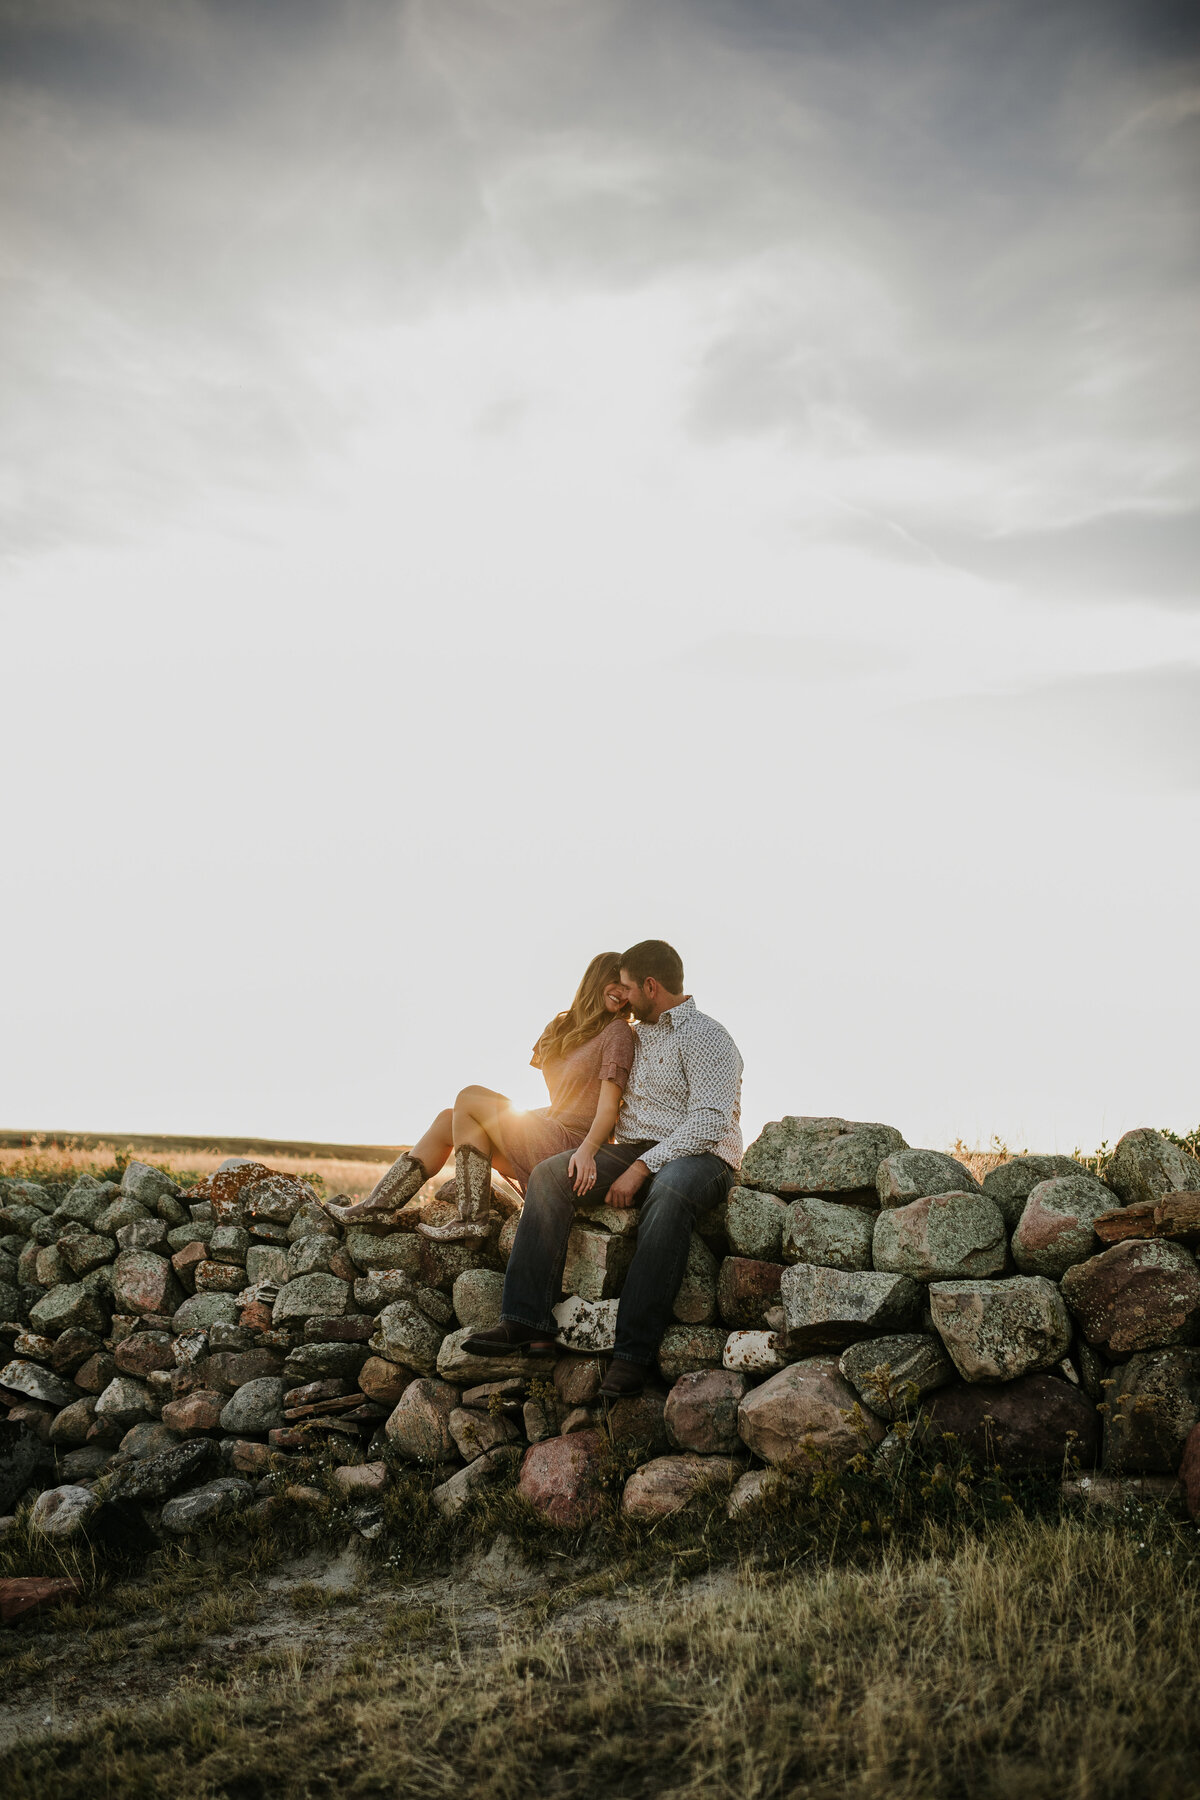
[73, 1352, 117, 1394]
[111, 1250, 181, 1318]
[171, 1242, 208, 1290]
[184, 1161, 278, 1225]
[604, 1389, 670, 1456]
[716, 1257, 783, 1329]
[1095, 1192, 1200, 1247]
[204, 1348, 284, 1393]
[737, 1357, 885, 1471]
[554, 1356, 606, 1407]
[228, 1439, 275, 1475]
[47, 1396, 98, 1446]
[282, 1378, 348, 1407]
[926, 1373, 1100, 1470]
[664, 1369, 749, 1455]
[621, 1453, 741, 1521]
[331, 1461, 387, 1497]
[518, 1430, 607, 1527]
[1102, 1348, 1200, 1475]
[239, 1300, 274, 1331]
[114, 1333, 176, 1379]
[194, 1260, 245, 1295]
[50, 1329, 103, 1376]
[1060, 1240, 1200, 1358]
[241, 1171, 318, 1226]
[0, 1576, 83, 1625]
[358, 1356, 416, 1407]
[1180, 1422, 1200, 1521]
[160, 1390, 225, 1433]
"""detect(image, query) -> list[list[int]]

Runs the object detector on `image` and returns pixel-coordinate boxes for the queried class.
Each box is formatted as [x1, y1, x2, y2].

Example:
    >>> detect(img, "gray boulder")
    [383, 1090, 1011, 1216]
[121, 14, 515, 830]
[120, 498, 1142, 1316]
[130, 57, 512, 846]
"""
[1101, 1347, 1200, 1474]
[782, 1199, 874, 1270]
[928, 1276, 1071, 1382]
[94, 1375, 155, 1428]
[876, 1149, 981, 1207]
[386, 1377, 461, 1464]
[219, 1377, 287, 1435]
[30, 1485, 101, 1541]
[119, 1162, 181, 1207]
[739, 1117, 908, 1198]
[981, 1154, 1097, 1229]
[1011, 1176, 1115, 1279]
[28, 1283, 107, 1337]
[344, 1229, 423, 1276]
[725, 1187, 788, 1260]
[172, 1292, 239, 1332]
[737, 1357, 886, 1469]
[657, 1324, 730, 1384]
[54, 1176, 119, 1228]
[371, 1300, 446, 1376]
[1104, 1128, 1200, 1210]
[837, 1334, 954, 1419]
[436, 1326, 526, 1382]
[452, 1269, 505, 1332]
[101, 1439, 217, 1503]
[272, 1273, 348, 1323]
[58, 1232, 117, 1277]
[872, 1192, 1007, 1282]
[431, 1445, 523, 1516]
[0, 1358, 80, 1409]
[160, 1477, 253, 1534]
[779, 1263, 922, 1349]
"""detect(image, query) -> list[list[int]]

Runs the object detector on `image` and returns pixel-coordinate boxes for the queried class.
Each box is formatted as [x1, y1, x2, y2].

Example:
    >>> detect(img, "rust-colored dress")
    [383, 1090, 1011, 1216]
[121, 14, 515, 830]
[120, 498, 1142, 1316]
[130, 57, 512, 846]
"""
[488, 1017, 637, 1189]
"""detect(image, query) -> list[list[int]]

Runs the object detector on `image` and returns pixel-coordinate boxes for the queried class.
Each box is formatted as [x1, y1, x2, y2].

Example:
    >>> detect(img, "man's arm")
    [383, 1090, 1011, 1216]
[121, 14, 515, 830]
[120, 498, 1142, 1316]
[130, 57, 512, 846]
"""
[641, 1026, 741, 1174]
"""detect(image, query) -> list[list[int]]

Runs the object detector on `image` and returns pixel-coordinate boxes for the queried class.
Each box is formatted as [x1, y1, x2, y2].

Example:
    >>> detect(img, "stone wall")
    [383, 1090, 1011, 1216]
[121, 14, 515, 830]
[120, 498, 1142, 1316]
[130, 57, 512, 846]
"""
[3, 1118, 1200, 1540]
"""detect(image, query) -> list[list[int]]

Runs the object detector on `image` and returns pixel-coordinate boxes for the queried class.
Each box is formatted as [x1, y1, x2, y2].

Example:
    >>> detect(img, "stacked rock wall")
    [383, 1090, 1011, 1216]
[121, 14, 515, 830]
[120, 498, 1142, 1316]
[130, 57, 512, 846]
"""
[3, 1118, 1200, 1538]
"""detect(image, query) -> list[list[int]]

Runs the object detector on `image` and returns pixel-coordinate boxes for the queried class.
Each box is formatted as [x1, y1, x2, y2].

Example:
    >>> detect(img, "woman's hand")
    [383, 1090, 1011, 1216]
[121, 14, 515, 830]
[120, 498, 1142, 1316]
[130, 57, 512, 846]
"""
[568, 1145, 597, 1196]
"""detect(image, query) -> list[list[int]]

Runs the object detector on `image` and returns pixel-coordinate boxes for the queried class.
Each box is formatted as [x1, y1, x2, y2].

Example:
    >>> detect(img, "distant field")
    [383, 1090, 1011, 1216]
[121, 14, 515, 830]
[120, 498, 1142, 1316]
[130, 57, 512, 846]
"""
[0, 1133, 408, 1201]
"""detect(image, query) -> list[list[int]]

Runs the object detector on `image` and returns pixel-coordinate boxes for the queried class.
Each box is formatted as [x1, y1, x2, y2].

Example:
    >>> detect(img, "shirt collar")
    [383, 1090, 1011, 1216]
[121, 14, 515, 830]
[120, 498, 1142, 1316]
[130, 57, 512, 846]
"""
[657, 995, 695, 1030]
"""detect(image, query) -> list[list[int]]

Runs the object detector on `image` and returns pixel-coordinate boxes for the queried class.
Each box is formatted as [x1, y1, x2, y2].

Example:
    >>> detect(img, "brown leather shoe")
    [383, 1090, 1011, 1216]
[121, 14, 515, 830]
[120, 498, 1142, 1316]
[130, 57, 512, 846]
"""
[599, 1360, 646, 1399]
[460, 1322, 556, 1358]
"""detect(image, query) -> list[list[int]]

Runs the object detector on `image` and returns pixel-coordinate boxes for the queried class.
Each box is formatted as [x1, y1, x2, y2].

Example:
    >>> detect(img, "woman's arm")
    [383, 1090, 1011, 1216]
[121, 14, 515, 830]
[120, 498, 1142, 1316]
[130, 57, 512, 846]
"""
[568, 1079, 624, 1197]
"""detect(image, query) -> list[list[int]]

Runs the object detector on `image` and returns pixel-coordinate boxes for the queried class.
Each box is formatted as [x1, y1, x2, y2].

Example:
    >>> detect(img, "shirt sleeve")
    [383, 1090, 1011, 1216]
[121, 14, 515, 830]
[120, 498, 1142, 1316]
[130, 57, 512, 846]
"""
[598, 1020, 636, 1089]
[641, 1024, 742, 1174]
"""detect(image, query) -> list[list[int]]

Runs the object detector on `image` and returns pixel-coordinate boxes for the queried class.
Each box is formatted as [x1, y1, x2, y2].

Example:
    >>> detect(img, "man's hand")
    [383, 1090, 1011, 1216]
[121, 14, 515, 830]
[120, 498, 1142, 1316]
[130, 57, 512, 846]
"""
[606, 1159, 650, 1210]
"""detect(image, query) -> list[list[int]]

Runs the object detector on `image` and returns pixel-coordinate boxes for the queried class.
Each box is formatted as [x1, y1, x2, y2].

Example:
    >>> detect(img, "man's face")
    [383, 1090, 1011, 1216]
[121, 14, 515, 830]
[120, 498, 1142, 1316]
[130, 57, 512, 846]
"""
[619, 969, 655, 1021]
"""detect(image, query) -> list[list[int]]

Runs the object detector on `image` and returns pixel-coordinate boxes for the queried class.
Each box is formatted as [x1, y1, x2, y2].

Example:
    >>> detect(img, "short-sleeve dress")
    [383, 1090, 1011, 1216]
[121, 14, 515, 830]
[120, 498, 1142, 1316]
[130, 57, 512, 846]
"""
[487, 1016, 637, 1190]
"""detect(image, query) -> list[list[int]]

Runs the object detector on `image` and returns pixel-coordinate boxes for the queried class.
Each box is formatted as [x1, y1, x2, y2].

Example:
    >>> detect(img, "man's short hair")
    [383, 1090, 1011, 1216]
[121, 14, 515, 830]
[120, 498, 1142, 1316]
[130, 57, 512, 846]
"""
[621, 939, 684, 993]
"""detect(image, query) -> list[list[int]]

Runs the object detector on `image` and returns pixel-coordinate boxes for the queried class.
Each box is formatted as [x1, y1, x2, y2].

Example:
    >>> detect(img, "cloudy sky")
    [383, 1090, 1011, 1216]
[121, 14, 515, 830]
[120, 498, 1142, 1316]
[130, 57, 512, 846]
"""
[3, 0, 1198, 1158]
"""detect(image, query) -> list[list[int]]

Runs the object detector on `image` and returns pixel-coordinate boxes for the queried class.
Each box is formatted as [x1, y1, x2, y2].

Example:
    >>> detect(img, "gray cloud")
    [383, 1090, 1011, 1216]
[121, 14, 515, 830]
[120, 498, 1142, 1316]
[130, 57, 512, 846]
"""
[1, 0, 1197, 579]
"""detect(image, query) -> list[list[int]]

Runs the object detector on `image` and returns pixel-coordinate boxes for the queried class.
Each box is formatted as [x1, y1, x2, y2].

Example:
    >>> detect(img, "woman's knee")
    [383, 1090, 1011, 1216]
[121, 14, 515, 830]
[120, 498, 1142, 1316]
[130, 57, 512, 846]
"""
[454, 1085, 488, 1111]
[432, 1108, 453, 1135]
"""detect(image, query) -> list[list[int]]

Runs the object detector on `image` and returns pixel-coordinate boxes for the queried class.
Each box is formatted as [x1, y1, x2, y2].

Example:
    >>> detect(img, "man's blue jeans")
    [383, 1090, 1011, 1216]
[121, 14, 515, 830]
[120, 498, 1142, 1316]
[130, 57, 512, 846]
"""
[500, 1141, 735, 1367]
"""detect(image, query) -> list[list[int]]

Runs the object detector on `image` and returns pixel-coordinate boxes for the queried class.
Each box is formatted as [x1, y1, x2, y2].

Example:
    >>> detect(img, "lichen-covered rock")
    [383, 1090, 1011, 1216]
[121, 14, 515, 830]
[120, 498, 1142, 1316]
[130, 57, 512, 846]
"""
[928, 1277, 1071, 1382]
[925, 1373, 1100, 1469]
[717, 1257, 782, 1328]
[838, 1334, 955, 1419]
[782, 1199, 874, 1270]
[876, 1150, 981, 1207]
[208, 1224, 250, 1265]
[241, 1173, 317, 1227]
[386, 1377, 461, 1464]
[111, 1249, 182, 1317]
[737, 1357, 885, 1470]
[873, 1193, 1007, 1283]
[28, 1283, 107, 1337]
[553, 1296, 619, 1354]
[0, 1359, 79, 1409]
[172, 1292, 240, 1333]
[657, 1323, 729, 1384]
[119, 1162, 180, 1208]
[96, 1197, 152, 1236]
[432, 1445, 523, 1516]
[448, 1406, 520, 1462]
[159, 1477, 253, 1534]
[194, 1259, 245, 1294]
[517, 1430, 606, 1526]
[344, 1230, 423, 1277]
[100, 1439, 218, 1504]
[1012, 1176, 1115, 1278]
[1061, 1240, 1200, 1358]
[1104, 1129, 1200, 1210]
[282, 1340, 368, 1383]
[48, 1397, 99, 1447]
[981, 1155, 1097, 1229]
[452, 1268, 506, 1331]
[671, 1235, 719, 1325]
[58, 1232, 116, 1277]
[740, 1117, 908, 1199]
[30, 1485, 100, 1541]
[605, 1389, 670, 1455]
[54, 1176, 119, 1229]
[722, 1329, 789, 1375]
[725, 1187, 788, 1260]
[113, 1331, 176, 1379]
[562, 1225, 635, 1302]
[554, 1356, 605, 1407]
[664, 1370, 749, 1454]
[436, 1326, 526, 1383]
[219, 1378, 287, 1436]
[245, 1245, 290, 1287]
[1101, 1348, 1200, 1474]
[94, 1375, 155, 1429]
[779, 1264, 922, 1349]
[272, 1273, 349, 1324]
[621, 1453, 741, 1521]
[370, 1301, 446, 1376]
[118, 1218, 169, 1253]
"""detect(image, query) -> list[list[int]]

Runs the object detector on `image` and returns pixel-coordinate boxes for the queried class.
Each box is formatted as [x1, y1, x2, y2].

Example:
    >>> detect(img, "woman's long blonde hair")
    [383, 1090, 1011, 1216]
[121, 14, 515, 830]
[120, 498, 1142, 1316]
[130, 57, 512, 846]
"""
[532, 952, 629, 1067]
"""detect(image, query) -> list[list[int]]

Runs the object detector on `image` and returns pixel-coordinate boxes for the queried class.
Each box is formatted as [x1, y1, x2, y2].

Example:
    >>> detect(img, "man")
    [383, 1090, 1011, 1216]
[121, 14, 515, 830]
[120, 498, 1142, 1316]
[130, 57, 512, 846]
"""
[462, 939, 743, 1396]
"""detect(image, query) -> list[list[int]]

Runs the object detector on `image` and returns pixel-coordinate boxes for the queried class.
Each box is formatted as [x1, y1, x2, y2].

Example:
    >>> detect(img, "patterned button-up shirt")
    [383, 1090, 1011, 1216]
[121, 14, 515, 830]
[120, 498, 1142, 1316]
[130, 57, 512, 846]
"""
[616, 996, 743, 1173]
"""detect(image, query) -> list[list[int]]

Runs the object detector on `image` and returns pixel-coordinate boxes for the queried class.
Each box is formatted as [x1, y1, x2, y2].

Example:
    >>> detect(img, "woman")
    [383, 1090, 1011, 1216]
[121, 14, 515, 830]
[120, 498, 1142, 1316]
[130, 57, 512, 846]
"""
[322, 952, 636, 1241]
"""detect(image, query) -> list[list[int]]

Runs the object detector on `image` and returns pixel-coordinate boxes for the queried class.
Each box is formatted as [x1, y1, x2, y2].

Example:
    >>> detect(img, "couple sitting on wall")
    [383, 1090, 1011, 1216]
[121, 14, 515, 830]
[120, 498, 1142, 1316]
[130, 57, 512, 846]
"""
[326, 940, 743, 1399]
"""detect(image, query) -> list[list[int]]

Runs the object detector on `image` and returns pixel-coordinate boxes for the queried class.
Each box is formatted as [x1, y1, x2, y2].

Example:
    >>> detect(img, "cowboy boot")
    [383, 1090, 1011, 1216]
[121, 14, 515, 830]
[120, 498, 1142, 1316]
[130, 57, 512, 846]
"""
[319, 1150, 427, 1225]
[416, 1144, 498, 1242]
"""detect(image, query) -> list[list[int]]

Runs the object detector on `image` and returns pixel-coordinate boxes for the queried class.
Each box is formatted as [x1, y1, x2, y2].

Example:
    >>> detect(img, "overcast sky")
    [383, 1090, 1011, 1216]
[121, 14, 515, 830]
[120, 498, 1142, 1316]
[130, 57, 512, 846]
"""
[3, 0, 1198, 1159]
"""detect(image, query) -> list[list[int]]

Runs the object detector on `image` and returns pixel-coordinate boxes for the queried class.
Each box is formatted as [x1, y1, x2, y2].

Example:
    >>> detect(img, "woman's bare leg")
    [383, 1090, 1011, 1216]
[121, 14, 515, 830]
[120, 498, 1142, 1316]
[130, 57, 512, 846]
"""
[408, 1109, 454, 1184]
[452, 1085, 513, 1157]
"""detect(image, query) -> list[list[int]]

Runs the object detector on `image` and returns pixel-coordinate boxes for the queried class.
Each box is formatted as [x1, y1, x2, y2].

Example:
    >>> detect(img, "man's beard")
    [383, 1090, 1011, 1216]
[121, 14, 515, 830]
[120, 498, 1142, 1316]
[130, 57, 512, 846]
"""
[628, 997, 652, 1021]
